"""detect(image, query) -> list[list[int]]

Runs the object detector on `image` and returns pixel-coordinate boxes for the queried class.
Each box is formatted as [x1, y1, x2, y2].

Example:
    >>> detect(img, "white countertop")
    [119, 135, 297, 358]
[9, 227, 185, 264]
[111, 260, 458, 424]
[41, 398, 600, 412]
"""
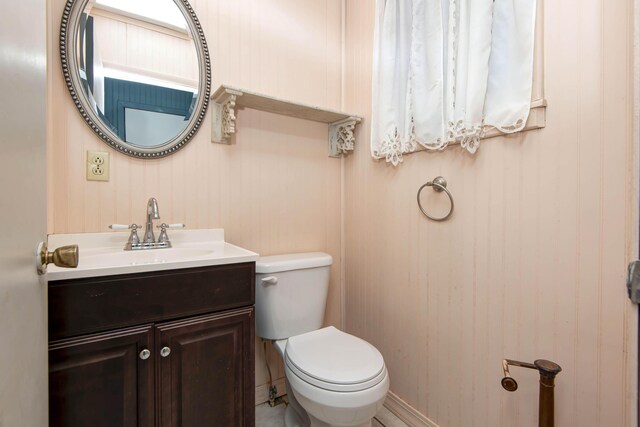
[46, 229, 259, 281]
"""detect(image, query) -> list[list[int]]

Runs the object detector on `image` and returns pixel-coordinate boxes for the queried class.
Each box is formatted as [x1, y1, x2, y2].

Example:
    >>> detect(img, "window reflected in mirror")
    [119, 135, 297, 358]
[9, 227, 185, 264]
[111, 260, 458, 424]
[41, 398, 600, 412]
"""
[75, 0, 200, 150]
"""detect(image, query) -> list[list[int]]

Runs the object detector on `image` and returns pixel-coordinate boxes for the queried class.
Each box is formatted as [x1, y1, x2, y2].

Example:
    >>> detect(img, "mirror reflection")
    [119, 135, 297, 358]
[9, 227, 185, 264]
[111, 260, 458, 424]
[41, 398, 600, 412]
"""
[77, 0, 199, 148]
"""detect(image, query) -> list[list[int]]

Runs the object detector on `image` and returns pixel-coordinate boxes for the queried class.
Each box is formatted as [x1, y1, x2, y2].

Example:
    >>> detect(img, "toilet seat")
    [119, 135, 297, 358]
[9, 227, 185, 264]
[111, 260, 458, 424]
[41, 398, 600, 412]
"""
[284, 326, 386, 393]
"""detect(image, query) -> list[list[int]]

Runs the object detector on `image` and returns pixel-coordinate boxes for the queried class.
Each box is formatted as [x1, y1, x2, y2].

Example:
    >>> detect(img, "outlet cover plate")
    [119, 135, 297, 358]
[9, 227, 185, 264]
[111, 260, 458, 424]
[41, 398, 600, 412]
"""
[86, 150, 110, 181]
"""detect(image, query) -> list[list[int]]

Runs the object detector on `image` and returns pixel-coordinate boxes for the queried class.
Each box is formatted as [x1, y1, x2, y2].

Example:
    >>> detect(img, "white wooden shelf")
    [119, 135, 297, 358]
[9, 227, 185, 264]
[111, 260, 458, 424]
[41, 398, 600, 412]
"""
[210, 84, 362, 157]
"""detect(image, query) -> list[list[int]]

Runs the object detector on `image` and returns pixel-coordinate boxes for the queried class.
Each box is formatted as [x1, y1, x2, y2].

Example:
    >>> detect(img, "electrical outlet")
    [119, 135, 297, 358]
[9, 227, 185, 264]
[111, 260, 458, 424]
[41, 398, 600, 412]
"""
[87, 151, 110, 181]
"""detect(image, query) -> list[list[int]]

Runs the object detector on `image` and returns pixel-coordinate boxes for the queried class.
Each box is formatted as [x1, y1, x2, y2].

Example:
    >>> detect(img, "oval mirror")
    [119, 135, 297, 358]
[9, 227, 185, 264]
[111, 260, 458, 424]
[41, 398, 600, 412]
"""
[60, 0, 211, 158]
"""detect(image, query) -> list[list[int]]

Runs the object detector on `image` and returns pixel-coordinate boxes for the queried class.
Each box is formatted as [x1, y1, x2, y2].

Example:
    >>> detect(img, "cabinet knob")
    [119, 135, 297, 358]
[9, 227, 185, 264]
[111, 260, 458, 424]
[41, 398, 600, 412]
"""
[139, 349, 151, 360]
[160, 346, 171, 357]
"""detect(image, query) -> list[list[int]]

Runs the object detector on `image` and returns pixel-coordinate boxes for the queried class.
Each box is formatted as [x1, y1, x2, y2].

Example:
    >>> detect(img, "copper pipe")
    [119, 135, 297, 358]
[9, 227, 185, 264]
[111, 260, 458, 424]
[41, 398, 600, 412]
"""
[501, 359, 562, 427]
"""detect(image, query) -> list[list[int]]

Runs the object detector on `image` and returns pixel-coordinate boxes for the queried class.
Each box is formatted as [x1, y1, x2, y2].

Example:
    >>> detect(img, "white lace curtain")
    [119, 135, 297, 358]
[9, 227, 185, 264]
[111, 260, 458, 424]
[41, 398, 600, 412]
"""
[371, 0, 537, 166]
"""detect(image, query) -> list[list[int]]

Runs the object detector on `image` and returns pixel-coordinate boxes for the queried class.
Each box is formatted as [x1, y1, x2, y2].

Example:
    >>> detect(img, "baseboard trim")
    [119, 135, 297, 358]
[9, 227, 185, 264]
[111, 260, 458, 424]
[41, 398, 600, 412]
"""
[383, 391, 440, 427]
[255, 377, 287, 406]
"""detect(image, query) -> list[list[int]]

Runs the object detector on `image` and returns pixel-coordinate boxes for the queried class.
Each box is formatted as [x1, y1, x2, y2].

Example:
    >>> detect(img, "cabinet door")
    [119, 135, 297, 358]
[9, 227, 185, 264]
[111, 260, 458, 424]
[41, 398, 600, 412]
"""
[156, 307, 255, 427]
[49, 326, 155, 427]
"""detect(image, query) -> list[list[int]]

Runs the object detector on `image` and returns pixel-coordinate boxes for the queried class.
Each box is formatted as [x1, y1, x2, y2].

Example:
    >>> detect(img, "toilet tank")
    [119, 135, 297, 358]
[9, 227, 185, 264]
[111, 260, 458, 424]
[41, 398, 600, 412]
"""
[255, 252, 332, 340]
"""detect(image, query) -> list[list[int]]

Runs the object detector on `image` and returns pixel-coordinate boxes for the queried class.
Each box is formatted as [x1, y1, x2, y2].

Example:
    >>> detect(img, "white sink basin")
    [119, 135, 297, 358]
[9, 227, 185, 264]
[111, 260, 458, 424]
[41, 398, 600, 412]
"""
[81, 247, 216, 267]
[45, 229, 259, 280]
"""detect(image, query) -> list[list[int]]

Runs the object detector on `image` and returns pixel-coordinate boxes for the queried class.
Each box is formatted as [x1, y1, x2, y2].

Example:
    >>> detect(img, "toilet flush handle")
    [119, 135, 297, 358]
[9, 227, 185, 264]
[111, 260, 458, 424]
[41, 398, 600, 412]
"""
[261, 276, 278, 285]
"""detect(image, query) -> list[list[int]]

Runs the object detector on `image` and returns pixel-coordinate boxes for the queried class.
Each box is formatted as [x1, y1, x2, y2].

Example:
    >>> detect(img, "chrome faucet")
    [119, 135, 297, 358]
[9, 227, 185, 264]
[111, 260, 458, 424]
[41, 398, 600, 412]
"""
[108, 198, 185, 250]
[144, 197, 160, 244]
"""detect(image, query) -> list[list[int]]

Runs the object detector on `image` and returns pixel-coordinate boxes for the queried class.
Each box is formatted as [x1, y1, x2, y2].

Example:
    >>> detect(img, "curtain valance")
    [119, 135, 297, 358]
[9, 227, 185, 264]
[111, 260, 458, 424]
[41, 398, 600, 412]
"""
[371, 0, 537, 165]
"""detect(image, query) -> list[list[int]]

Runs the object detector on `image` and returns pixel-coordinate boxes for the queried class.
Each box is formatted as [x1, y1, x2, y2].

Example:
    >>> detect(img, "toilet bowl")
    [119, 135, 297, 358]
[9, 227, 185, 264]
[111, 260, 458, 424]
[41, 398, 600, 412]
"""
[278, 328, 389, 427]
[255, 253, 389, 427]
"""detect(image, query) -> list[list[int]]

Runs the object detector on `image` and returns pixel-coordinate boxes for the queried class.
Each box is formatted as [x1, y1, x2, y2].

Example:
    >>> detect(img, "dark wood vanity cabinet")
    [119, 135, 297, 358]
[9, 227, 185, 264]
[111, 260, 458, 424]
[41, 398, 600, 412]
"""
[48, 263, 255, 427]
[157, 309, 253, 427]
[49, 326, 155, 427]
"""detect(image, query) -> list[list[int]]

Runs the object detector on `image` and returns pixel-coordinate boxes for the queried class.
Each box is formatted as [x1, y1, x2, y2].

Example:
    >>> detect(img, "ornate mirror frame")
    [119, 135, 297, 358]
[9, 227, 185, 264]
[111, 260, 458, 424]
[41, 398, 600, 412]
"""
[59, 0, 211, 158]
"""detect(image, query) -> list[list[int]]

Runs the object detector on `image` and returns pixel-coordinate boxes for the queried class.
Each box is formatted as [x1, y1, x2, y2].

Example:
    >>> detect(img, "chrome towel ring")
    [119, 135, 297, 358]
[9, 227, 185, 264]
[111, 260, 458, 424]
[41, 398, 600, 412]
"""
[417, 176, 454, 221]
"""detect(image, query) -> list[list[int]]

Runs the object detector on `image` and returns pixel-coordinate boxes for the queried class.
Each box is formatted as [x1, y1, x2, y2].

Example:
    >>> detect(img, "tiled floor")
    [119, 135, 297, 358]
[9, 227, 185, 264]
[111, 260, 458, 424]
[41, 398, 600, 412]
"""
[255, 402, 287, 427]
[255, 400, 408, 427]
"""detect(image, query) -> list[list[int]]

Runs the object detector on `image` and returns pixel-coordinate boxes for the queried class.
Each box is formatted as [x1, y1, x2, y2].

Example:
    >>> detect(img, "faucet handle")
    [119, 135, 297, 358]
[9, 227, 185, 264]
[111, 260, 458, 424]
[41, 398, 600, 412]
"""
[156, 223, 184, 245]
[109, 223, 142, 230]
[109, 224, 142, 247]
[109, 224, 132, 230]
[128, 224, 141, 246]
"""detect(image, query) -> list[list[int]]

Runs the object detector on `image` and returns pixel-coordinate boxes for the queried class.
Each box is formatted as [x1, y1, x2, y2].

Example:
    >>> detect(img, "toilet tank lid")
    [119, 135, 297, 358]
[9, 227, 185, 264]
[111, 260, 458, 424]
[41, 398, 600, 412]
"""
[256, 252, 332, 274]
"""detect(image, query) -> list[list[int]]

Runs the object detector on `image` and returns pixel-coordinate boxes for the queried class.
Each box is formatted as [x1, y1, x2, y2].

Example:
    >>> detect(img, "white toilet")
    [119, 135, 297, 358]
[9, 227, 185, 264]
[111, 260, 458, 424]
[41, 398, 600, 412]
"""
[255, 252, 389, 427]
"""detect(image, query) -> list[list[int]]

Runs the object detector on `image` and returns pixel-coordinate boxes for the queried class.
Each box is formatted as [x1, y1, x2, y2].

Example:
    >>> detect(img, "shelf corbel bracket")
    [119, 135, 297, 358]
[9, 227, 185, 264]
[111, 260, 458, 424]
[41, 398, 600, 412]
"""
[211, 88, 244, 144]
[328, 116, 362, 158]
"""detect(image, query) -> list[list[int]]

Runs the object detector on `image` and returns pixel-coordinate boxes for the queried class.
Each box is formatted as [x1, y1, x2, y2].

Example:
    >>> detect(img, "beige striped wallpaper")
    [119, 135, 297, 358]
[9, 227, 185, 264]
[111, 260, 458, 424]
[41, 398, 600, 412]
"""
[47, 0, 639, 423]
[343, 0, 638, 426]
[46, 0, 344, 400]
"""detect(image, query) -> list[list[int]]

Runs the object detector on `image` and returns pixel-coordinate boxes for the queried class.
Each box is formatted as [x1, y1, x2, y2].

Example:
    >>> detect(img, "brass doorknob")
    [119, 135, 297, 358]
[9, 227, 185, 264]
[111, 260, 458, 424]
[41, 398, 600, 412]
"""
[37, 242, 79, 275]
